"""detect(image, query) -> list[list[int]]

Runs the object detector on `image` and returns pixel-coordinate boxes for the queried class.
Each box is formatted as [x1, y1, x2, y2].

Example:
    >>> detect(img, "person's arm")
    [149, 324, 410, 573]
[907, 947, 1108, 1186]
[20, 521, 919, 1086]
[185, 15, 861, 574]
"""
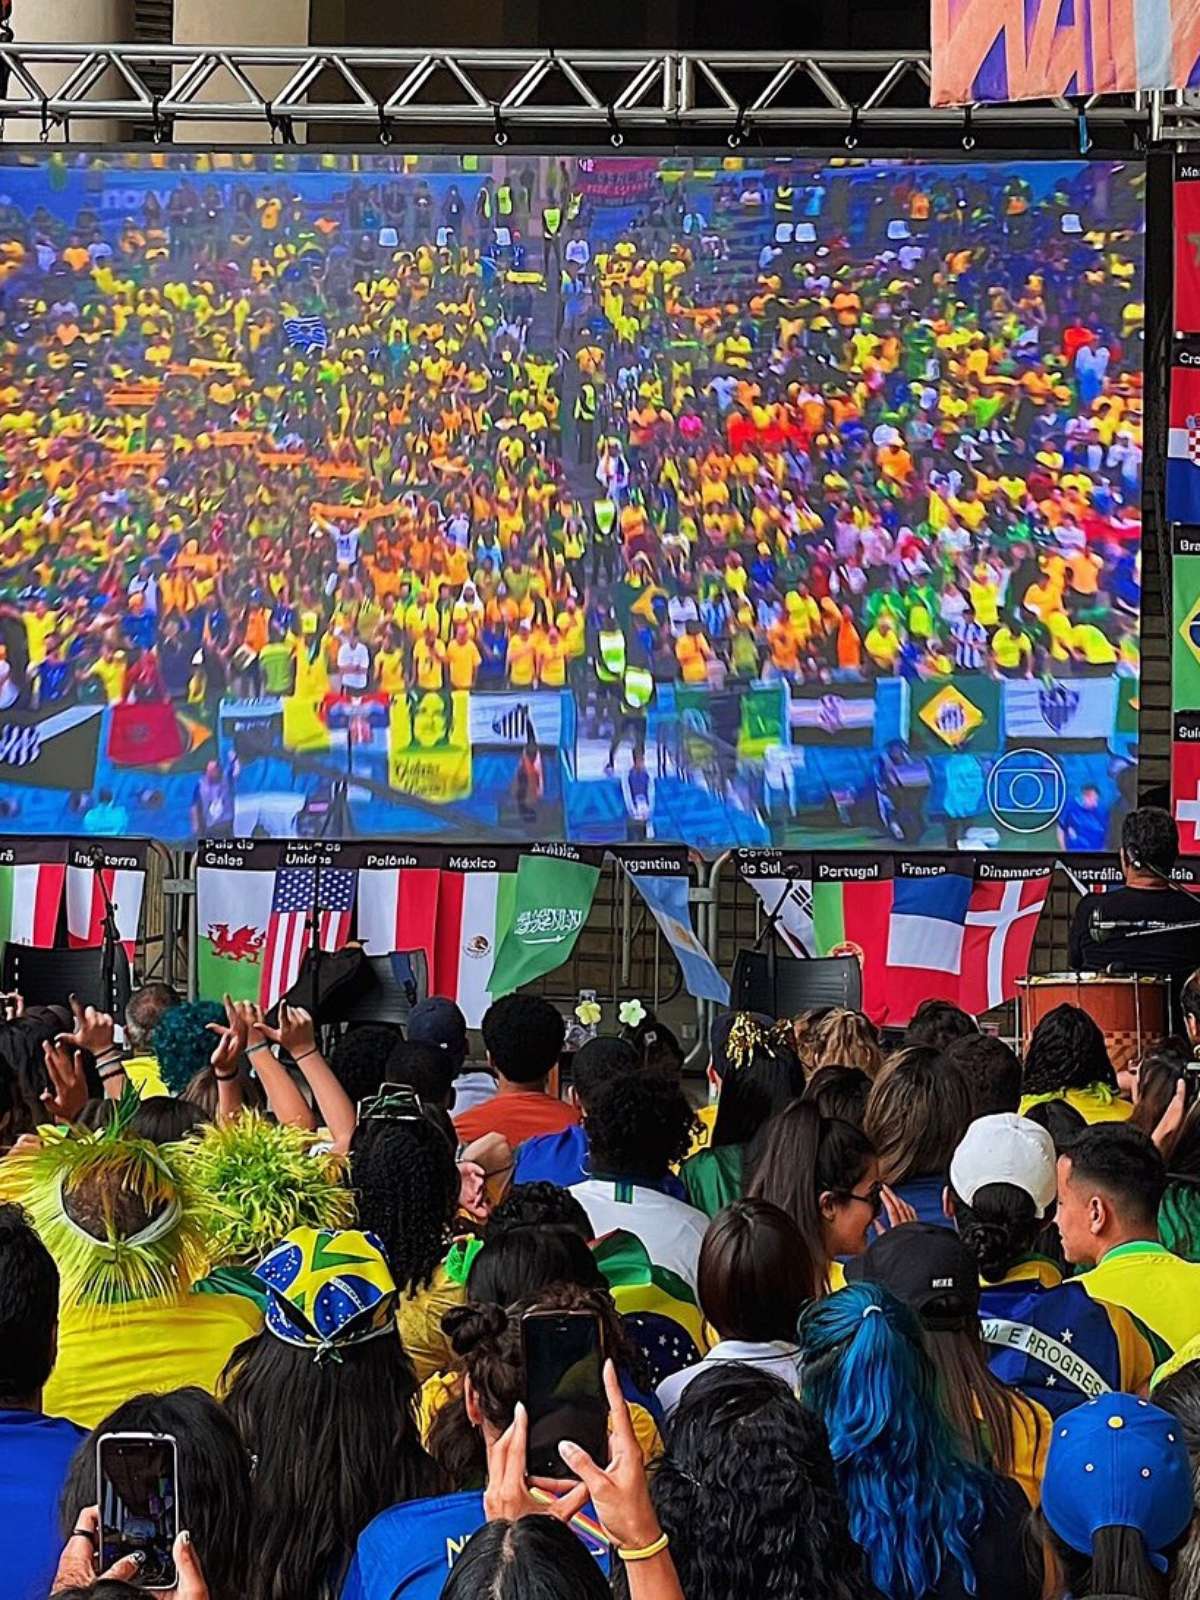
[238, 1003, 318, 1132]
[57, 995, 126, 1099]
[205, 996, 248, 1124]
[256, 1003, 357, 1151]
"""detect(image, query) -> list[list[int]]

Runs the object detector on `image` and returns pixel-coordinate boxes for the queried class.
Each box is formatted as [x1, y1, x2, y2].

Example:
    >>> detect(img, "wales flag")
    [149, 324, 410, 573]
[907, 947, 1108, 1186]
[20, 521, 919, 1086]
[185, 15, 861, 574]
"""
[1173, 539, 1200, 710]
[487, 853, 599, 998]
[196, 864, 277, 1002]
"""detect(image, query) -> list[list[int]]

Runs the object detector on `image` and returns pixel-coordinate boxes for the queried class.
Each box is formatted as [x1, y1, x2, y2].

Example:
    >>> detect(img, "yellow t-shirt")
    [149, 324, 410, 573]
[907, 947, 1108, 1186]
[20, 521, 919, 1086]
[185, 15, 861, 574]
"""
[1020, 1087, 1132, 1125]
[122, 1054, 169, 1099]
[397, 1264, 466, 1385]
[446, 638, 481, 690]
[45, 1292, 262, 1428]
[1078, 1241, 1200, 1353]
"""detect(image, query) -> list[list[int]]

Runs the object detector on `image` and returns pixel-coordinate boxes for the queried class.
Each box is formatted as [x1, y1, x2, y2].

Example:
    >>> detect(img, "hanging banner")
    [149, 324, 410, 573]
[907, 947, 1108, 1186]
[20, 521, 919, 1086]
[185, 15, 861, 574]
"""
[65, 841, 147, 959]
[932, 0, 1200, 105]
[487, 850, 601, 1001]
[627, 869, 729, 1006]
[735, 851, 1051, 1024]
[0, 838, 67, 950]
[1168, 344, 1200, 527]
[1176, 165, 1200, 334]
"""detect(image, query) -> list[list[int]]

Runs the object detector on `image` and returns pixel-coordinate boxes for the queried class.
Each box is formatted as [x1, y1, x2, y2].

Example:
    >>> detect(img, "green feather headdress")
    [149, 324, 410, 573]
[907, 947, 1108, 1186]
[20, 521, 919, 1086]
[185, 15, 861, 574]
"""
[0, 1088, 209, 1310]
[184, 1113, 356, 1267]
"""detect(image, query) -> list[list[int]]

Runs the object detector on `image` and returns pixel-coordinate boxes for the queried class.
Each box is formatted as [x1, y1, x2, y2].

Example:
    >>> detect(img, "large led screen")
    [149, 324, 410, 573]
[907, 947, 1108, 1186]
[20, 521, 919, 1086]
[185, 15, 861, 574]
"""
[0, 152, 1143, 849]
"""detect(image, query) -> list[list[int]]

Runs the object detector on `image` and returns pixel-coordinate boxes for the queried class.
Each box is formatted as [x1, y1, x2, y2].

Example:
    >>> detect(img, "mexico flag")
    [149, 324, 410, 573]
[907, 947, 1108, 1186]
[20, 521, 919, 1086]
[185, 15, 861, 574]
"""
[66, 851, 146, 958]
[0, 847, 65, 948]
[432, 852, 520, 1028]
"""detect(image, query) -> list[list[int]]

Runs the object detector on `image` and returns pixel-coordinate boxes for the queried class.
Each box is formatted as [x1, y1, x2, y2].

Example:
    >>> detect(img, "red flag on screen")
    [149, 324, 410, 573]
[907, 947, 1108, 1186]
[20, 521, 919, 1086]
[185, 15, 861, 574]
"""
[107, 702, 185, 766]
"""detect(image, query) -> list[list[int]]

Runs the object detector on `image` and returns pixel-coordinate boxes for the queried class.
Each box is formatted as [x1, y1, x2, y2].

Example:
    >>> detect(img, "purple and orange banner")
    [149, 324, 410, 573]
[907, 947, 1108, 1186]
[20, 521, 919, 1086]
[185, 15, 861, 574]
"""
[932, 0, 1200, 106]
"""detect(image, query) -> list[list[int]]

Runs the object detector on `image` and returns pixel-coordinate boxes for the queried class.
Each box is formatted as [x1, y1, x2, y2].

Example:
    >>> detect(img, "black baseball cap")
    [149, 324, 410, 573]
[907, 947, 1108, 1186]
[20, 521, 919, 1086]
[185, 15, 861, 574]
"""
[407, 997, 469, 1071]
[844, 1223, 979, 1331]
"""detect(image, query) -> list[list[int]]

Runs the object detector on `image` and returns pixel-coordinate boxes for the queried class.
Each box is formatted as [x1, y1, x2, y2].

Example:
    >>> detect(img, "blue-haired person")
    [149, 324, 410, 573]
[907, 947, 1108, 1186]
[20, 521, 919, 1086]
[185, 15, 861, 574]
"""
[798, 1281, 1042, 1600]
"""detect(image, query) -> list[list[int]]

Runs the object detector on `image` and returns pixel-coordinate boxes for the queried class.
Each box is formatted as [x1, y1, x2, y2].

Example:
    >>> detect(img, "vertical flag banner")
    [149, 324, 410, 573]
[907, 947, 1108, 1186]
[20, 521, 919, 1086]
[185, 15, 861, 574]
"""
[1176, 168, 1200, 334]
[0, 839, 66, 949]
[809, 858, 895, 1024]
[65, 843, 146, 958]
[735, 851, 815, 957]
[1173, 530, 1200, 708]
[1168, 344, 1200, 526]
[1173, 716, 1200, 856]
[488, 850, 601, 1002]
[884, 862, 975, 1016]
[357, 848, 441, 974]
[432, 851, 520, 1029]
[628, 867, 730, 1006]
[260, 863, 358, 1009]
[196, 842, 278, 1003]
[958, 867, 1053, 1014]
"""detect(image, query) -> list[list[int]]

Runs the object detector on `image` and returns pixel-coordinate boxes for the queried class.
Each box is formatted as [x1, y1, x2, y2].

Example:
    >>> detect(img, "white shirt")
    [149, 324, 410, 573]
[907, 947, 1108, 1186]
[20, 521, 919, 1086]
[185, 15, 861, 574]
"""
[337, 640, 370, 690]
[568, 1178, 709, 1290]
[655, 1340, 802, 1418]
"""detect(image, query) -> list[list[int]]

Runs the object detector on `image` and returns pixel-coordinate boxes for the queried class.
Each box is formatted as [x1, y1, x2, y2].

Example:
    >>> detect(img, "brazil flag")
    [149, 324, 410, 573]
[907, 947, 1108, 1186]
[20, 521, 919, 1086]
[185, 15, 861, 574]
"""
[1172, 544, 1200, 711]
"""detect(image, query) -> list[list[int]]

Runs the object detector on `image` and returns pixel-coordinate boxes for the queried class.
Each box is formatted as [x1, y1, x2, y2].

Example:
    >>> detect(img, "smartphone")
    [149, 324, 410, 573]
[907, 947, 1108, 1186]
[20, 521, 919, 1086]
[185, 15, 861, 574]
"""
[96, 1432, 179, 1590]
[521, 1309, 608, 1481]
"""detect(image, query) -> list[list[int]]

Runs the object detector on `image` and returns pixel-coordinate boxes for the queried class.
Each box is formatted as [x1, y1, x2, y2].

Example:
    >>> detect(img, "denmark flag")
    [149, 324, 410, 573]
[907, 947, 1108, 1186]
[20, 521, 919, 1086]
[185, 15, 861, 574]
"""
[958, 875, 1051, 1015]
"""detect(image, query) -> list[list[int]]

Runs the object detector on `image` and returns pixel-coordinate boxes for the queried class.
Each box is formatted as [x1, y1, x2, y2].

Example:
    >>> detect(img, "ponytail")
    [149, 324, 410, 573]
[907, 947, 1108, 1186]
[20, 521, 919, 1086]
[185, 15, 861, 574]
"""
[798, 1282, 989, 1600]
[952, 1182, 1041, 1283]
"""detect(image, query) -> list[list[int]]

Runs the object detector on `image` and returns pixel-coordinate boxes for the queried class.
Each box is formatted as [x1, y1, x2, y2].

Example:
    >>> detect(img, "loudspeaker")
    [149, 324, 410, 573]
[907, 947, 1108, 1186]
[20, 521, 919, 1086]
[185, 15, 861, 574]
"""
[730, 949, 862, 1017]
[1, 943, 131, 1016]
[338, 952, 430, 1027]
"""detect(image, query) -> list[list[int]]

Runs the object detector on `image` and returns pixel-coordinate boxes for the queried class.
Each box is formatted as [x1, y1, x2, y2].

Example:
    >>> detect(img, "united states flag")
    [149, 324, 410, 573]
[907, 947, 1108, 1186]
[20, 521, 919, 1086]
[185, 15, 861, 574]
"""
[283, 316, 330, 354]
[259, 866, 357, 1008]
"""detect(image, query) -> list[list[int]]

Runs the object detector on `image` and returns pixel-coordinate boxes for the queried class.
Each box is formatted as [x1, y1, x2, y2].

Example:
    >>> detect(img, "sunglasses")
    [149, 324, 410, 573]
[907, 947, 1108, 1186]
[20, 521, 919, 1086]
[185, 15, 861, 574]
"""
[839, 1181, 884, 1219]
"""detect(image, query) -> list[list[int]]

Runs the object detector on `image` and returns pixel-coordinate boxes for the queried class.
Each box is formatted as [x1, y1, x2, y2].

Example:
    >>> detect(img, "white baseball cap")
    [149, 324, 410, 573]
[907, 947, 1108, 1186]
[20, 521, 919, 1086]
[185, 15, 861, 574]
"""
[949, 1113, 1057, 1218]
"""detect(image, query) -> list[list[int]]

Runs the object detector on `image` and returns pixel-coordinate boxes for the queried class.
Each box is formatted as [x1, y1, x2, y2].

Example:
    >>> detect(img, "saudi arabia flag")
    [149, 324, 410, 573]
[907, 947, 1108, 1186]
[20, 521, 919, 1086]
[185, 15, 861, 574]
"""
[487, 854, 600, 1001]
[196, 865, 278, 1003]
[0, 860, 65, 948]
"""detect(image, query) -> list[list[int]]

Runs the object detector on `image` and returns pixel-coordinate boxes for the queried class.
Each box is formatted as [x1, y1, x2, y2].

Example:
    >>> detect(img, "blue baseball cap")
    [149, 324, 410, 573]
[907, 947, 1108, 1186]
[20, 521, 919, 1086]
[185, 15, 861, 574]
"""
[1042, 1394, 1193, 1572]
[407, 996, 468, 1070]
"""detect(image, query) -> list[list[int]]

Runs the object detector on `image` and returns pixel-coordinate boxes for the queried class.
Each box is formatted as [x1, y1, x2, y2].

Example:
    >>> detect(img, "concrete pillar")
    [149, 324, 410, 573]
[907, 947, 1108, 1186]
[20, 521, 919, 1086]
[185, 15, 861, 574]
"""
[5, 0, 135, 144]
[173, 0, 311, 144]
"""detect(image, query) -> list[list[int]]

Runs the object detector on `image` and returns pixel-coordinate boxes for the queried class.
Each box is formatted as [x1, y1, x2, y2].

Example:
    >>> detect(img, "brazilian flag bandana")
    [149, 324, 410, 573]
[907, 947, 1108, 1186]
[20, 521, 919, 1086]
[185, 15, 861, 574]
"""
[254, 1227, 398, 1364]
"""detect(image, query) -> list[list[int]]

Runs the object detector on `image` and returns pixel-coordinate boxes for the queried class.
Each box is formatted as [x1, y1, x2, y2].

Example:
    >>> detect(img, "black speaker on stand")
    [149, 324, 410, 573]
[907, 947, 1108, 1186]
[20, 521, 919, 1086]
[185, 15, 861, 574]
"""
[729, 950, 862, 1017]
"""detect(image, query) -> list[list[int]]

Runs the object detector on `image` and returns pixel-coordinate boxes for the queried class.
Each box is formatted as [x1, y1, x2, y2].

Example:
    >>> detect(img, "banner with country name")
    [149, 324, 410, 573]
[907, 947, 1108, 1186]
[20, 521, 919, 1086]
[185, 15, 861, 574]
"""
[0, 837, 147, 957]
[734, 851, 1053, 1024]
[1173, 527, 1200, 856]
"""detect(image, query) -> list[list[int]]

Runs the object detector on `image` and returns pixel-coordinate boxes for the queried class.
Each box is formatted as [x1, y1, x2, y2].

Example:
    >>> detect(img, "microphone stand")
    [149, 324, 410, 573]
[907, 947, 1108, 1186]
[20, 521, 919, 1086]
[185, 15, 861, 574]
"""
[89, 850, 129, 1017]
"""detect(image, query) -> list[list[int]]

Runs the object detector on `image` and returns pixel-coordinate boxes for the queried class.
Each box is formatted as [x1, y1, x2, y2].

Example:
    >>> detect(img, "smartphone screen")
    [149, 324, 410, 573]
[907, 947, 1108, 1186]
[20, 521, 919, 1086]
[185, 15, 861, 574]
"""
[522, 1310, 608, 1481]
[97, 1433, 179, 1589]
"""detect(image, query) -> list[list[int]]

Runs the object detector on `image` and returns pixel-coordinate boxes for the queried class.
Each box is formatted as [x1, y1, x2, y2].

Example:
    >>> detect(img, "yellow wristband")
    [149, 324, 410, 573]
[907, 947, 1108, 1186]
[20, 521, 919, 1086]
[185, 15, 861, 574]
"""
[617, 1532, 669, 1563]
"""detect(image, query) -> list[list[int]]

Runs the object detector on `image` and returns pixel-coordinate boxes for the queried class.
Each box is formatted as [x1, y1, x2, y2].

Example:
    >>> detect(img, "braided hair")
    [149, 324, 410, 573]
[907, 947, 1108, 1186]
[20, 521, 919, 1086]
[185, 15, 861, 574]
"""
[349, 1114, 460, 1295]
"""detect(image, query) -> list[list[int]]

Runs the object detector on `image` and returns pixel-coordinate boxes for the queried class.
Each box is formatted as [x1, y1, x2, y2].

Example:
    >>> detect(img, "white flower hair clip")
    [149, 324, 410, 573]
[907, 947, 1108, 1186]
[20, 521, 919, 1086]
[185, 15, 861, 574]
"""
[618, 999, 647, 1028]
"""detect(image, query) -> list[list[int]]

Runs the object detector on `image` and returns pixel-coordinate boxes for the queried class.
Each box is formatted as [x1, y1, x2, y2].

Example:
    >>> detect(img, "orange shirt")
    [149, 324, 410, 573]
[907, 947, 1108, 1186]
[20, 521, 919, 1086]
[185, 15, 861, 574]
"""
[454, 1091, 580, 1147]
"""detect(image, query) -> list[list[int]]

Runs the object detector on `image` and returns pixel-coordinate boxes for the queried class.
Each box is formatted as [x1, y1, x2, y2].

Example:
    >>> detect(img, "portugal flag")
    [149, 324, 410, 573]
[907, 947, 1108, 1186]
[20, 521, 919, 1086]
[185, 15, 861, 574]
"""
[810, 870, 895, 1025]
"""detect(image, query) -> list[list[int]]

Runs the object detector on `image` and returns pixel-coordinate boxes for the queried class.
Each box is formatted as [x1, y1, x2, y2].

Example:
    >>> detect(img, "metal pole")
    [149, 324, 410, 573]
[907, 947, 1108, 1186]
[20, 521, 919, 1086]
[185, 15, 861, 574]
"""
[620, 868, 633, 988]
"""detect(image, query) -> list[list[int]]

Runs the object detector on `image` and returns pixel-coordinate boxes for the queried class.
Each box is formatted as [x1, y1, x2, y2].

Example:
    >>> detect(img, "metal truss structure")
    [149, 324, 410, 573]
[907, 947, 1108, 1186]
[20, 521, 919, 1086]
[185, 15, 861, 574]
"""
[0, 43, 1158, 141]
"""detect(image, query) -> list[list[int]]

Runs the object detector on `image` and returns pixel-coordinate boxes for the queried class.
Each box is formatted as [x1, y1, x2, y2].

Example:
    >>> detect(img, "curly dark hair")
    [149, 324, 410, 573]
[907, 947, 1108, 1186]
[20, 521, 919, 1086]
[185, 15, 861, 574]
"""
[570, 1035, 639, 1112]
[153, 1000, 225, 1097]
[429, 1283, 644, 1489]
[486, 1182, 592, 1240]
[1022, 1003, 1117, 1096]
[632, 1365, 882, 1600]
[584, 1071, 696, 1180]
[327, 1023, 405, 1105]
[620, 1011, 685, 1080]
[481, 995, 565, 1084]
[1122, 805, 1179, 877]
[349, 1114, 461, 1294]
[903, 1000, 978, 1052]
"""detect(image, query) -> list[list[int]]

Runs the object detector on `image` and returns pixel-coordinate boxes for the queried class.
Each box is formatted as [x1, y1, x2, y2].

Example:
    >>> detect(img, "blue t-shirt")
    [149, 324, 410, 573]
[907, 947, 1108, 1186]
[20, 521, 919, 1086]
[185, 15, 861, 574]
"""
[514, 1124, 591, 1188]
[342, 1490, 609, 1600]
[0, 1408, 87, 1600]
